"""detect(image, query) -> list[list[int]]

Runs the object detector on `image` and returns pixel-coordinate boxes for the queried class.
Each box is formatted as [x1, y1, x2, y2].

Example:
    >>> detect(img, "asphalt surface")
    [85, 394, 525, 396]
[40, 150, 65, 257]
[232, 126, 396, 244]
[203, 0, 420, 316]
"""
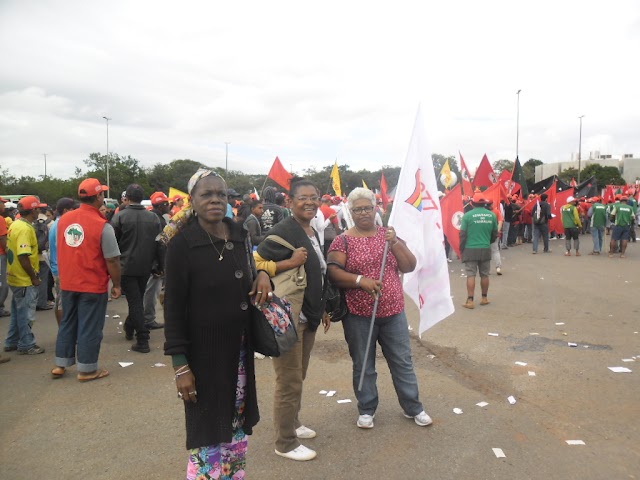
[1, 236, 639, 479]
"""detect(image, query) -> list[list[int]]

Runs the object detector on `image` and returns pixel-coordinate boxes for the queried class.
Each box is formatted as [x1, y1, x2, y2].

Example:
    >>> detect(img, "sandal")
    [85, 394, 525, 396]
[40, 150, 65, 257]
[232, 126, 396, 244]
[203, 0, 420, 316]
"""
[51, 366, 66, 379]
[77, 369, 110, 382]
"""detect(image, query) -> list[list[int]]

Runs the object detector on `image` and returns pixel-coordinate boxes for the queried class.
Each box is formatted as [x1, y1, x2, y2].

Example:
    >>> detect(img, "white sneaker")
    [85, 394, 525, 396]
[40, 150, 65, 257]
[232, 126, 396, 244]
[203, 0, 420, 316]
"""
[357, 414, 375, 429]
[403, 410, 433, 426]
[295, 425, 317, 439]
[274, 444, 317, 461]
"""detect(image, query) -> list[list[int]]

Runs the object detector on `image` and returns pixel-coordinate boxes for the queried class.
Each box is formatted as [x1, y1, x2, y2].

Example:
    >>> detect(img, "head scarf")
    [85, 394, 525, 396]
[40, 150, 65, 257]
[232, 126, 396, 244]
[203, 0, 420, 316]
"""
[157, 168, 223, 245]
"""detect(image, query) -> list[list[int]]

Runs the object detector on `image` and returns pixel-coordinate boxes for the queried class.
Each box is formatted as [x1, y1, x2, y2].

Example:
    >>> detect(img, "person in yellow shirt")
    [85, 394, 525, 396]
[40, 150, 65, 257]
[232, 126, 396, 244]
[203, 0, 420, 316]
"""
[3, 196, 47, 355]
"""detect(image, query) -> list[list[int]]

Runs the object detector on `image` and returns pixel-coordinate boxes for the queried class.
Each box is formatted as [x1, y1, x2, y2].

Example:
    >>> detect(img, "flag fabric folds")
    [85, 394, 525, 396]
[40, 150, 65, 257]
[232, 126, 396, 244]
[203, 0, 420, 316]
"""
[440, 159, 454, 189]
[362, 179, 369, 189]
[330, 160, 342, 196]
[459, 152, 473, 197]
[380, 172, 390, 209]
[473, 154, 497, 188]
[510, 157, 529, 197]
[440, 183, 464, 259]
[389, 106, 454, 335]
[267, 156, 293, 191]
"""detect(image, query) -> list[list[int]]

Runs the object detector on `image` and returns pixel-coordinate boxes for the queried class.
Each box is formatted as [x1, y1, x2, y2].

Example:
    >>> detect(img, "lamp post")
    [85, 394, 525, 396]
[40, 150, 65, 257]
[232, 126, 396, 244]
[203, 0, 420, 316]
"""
[578, 115, 585, 183]
[516, 89, 522, 160]
[102, 116, 111, 192]
[225, 142, 230, 176]
[43, 153, 47, 180]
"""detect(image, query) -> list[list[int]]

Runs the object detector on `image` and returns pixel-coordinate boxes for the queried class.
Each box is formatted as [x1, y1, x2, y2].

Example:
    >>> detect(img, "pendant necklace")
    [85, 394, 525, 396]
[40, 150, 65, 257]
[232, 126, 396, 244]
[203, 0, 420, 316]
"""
[206, 231, 228, 261]
[355, 226, 375, 238]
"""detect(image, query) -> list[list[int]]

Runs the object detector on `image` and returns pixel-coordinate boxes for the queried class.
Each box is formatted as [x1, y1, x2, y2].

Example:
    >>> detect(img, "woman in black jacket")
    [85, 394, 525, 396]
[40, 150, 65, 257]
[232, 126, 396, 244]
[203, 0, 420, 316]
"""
[163, 169, 272, 479]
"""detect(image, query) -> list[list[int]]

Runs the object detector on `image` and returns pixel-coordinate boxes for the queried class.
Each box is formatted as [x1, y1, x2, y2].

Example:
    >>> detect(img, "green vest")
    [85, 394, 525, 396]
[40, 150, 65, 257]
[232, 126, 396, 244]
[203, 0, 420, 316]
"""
[614, 204, 634, 227]
[561, 204, 579, 229]
[590, 203, 607, 228]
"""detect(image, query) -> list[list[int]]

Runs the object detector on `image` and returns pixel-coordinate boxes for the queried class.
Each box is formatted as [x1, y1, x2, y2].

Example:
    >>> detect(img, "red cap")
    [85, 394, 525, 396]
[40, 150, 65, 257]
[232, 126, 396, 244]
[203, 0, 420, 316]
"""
[472, 193, 487, 204]
[170, 194, 184, 203]
[151, 192, 170, 205]
[18, 195, 47, 210]
[78, 178, 109, 197]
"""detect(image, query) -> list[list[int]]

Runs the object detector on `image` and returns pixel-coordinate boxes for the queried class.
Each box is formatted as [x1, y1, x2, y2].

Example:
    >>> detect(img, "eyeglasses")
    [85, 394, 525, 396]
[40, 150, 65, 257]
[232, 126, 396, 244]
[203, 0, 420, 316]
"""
[351, 206, 375, 215]
[295, 196, 320, 202]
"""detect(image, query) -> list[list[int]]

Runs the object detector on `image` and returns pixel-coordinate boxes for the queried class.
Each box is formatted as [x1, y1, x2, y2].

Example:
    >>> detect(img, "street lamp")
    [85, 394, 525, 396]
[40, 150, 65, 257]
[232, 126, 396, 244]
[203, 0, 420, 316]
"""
[516, 89, 522, 160]
[102, 116, 111, 192]
[225, 142, 231, 176]
[43, 153, 47, 180]
[578, 115, 585, 183]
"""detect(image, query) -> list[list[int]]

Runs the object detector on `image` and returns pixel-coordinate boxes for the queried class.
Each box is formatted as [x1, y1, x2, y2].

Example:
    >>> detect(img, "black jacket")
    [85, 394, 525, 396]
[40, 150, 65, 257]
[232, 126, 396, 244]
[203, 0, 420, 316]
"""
[111, 204, 162, 276]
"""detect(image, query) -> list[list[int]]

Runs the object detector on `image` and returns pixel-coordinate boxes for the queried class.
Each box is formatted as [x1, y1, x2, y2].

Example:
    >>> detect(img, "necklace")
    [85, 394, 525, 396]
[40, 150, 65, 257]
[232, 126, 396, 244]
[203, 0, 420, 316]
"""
[354, 226, 376, 237]
[206, 231, 228, 261]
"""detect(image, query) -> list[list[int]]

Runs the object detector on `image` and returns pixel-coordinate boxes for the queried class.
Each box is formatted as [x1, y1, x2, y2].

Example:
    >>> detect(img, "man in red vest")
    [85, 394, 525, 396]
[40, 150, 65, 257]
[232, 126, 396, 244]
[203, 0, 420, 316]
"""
[51, 178, 122, 382]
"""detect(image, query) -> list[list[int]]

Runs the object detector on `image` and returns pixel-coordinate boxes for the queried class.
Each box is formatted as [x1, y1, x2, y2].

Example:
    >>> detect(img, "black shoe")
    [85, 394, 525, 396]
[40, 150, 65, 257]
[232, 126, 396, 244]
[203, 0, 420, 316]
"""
[124, 325, 134, 341]
[146, 321, 164, 330]
[3, 345, 17, 352]
[36, 305, 53, 311]
[131, 343, 150, 354]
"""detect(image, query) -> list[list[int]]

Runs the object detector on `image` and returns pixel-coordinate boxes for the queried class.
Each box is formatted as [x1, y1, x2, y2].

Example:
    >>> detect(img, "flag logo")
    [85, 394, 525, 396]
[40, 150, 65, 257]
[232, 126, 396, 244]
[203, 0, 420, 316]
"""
[405, 170, 423, 211]
[489, 172, 497, 184]
[64, 223, 85, 247]
[452, 211, 464, 230]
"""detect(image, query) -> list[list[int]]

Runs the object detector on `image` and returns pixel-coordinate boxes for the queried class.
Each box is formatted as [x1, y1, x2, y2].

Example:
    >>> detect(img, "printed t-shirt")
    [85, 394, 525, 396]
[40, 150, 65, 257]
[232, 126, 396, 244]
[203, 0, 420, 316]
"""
[590, 203, 607, 228]
[460, 208, 497, 249]
[7, 218, 39, 287]
[0, 216, 7, 255]
[328, 228, 404, 318]
[614, 204, 635, 227]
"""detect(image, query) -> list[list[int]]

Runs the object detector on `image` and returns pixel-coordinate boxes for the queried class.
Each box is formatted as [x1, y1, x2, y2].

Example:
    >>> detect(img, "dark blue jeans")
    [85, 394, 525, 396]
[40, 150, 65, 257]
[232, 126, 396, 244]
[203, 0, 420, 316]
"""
[4, 285, 38, 350]
[342, 311, 423, 416]
[533, 224, 549, 253]
[55, 290, 108, 372]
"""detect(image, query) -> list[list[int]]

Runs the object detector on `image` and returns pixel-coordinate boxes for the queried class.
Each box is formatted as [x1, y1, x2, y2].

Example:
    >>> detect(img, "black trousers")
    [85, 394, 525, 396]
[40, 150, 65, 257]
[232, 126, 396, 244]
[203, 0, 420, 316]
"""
[121, 275, 150, 343]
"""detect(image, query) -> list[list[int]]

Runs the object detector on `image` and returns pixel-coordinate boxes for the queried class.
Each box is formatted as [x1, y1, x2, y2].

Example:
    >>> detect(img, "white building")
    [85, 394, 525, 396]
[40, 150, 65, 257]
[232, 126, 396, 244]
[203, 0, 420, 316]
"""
[535, 152, 640, 184]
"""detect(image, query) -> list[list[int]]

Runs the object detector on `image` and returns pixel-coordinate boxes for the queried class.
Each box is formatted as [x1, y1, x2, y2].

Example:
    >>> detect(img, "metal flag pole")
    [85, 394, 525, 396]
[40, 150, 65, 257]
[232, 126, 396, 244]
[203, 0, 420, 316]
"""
[357, 239, 391, 392]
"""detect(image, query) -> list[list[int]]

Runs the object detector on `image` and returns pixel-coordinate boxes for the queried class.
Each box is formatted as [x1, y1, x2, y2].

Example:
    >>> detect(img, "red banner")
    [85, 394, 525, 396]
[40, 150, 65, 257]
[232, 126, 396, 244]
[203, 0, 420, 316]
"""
[380, 171, 390, 209]
[472, 154, 497, 188]
[440, 183, 464, 259]
[267, 156, 293, 191]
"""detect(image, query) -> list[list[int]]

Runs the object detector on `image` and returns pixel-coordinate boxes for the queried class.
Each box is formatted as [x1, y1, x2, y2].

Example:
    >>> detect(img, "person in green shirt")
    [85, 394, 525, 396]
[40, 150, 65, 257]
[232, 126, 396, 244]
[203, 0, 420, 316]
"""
[609, 196, 636, 258]
[561, 196, 582, 256]
[460, 193, 498, 309]
[588, 196, 607, 254]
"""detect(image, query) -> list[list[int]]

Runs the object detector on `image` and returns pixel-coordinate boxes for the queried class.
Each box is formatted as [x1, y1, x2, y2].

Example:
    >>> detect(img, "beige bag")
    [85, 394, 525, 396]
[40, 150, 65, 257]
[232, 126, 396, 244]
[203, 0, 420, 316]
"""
[266, 236, 307, 313]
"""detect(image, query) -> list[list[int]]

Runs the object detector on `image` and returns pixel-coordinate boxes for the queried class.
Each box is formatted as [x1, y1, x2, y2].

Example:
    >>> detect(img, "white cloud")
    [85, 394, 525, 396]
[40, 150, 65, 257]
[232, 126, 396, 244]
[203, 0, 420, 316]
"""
[1, 0, 639, 184]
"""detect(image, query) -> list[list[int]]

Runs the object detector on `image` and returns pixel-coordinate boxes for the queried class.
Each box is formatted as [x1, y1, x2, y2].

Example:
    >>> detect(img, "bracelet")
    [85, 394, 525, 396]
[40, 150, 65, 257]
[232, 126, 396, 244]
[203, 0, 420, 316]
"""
[175, 369, 191, 379]
[390, 240, 399, 247]
[175, 365, 190, 374]
[355, 274, 363, 287]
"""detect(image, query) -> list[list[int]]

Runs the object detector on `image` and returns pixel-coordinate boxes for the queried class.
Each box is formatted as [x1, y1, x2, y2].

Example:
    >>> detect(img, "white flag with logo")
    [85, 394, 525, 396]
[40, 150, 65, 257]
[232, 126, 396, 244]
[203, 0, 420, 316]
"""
[389, 106, 455, 335]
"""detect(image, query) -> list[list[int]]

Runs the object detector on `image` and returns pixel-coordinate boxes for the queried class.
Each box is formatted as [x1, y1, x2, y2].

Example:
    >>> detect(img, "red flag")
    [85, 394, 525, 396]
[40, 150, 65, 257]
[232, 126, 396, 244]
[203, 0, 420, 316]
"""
[458, 151, 474, 197]
[380, 171, 390, 209]
[482, 181, 508, 208]
[440, 183, 464, 259]
[603, 185, 615, 204]
[498, 169, 518, 196]
[267, 156, 293, 191]
[472, 154, 497, 188]
[549, 183, 575, 234]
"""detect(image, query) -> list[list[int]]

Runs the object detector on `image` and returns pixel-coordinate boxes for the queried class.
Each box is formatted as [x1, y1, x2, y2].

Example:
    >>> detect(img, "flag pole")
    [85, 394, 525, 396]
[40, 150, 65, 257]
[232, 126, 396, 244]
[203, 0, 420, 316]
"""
[357, 240, 391, 392]
[260, 176, 269, 195]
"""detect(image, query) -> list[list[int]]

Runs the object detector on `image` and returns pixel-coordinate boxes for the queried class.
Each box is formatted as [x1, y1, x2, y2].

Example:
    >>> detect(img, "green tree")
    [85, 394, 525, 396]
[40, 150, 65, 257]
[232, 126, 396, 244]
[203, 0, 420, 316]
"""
[146, 159, 209, 193]
[580, 163, 625, 186]
[492, 159, 514, 176]
[82, 152, 150, 198]
[523, 159, 543, 185]
[558, 167, 579, 184]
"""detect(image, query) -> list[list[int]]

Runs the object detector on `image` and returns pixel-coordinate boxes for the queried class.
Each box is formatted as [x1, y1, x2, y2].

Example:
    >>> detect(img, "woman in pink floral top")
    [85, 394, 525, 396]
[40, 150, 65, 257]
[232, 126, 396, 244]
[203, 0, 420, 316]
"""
[327, 188, 433, 430]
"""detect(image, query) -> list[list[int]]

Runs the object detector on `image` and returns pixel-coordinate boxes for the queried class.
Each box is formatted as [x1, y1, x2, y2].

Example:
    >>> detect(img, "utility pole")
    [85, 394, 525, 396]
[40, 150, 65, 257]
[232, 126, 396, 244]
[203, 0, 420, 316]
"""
[103, 116, 111, 192]
[516, 89, 522, 160]
[578, 115, 585, 183]
[43, 154, 47, 180]
[225, 142, 230, 177]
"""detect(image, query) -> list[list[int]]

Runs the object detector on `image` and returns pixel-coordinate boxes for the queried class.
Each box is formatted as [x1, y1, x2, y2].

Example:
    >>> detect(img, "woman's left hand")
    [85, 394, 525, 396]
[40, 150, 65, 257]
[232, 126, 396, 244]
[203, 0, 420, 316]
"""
[249, 271, 273, 307]
[322, 312, 331, 334]
[385, 226, 397, 244]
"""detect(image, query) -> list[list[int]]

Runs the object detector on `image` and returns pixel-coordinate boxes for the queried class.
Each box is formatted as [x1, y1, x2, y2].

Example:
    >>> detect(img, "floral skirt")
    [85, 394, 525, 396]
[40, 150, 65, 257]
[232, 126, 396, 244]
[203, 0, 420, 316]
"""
[186, 341, 248, 480]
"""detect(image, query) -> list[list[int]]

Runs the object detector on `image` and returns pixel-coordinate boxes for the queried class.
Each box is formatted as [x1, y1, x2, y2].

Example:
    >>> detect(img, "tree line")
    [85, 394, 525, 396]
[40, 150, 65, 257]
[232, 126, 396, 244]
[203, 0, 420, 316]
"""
[0, 152, 625, 206]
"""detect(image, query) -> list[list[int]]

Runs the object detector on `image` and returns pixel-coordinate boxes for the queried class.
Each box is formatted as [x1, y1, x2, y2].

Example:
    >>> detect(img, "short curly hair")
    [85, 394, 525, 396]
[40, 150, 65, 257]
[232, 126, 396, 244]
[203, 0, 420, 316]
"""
[347, 187, 375, 207]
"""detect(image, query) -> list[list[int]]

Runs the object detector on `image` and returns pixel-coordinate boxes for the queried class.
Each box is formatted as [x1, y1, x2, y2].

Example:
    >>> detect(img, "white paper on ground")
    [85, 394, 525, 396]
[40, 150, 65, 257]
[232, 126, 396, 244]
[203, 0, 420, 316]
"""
[153, 363, 166, 367]
[319, 390, 328, 395]
[326, 390, 337, 397]
[113, 314, 121, 319]
[453, 408, 463, 414]
[528, 371, 536, 376]
[105, 315, 109, 318]
[118, 321, 123, 325]
[529, 332, 540, 335]
[492, 448, 506, 458]
[608, 366, 632, 373]
[119, 362, 133, 367]
[515, 361, 527, 366]
[488, 333, 499, 337]
[555, 322, 565, 326]
[566, 440, 585, 445]
[568, 342, 578, 347]
[507, 396, 517, 404]
[476, 401, 489, 407]
[337, 399, 352, 404]
[622, 358, 635, 362]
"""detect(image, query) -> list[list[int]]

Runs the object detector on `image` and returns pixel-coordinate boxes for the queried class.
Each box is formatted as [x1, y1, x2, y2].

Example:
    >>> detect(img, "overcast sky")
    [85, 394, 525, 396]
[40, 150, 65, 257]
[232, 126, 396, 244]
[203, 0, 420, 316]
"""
[1, 0, 638, 182]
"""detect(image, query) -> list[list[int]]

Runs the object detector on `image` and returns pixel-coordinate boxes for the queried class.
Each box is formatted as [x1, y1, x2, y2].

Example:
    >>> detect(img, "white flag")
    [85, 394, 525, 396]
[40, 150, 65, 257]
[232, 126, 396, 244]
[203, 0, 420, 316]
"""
[389, 106, 455, 335]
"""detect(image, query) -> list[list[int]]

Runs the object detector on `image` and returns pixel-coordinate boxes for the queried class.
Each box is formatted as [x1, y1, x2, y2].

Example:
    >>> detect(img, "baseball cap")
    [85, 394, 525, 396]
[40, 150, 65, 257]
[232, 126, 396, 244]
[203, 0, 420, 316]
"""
[78, 178, 109, 197]
[227, 188, 240, 197]
[55, 197, 78, 214]
[151, 192, 170, 205]
[566, 196, 576, 203]
[170, 194, 184, 203]
[472, 193, 487, 204]
[18, 195, 48, 210]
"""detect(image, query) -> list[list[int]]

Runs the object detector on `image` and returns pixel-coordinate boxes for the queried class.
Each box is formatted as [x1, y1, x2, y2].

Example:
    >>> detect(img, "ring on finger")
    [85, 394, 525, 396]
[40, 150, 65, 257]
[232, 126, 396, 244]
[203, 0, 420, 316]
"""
[257, 291, 263, 294]
[189, 391, 197, 395]
[267, 292, 273, 298]
[178, 392, 183, 398]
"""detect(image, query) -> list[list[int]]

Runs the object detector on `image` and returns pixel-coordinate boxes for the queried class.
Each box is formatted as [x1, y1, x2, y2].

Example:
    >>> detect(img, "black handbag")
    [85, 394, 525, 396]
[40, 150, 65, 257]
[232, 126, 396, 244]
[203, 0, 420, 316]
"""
[250, 293, 298, 357]
[323, 234, 349, 322]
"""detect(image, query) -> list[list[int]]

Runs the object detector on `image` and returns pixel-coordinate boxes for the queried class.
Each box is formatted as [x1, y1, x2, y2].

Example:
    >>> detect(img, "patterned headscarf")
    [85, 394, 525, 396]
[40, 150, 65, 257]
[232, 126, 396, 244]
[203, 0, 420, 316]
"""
[157, 168, 223, 245]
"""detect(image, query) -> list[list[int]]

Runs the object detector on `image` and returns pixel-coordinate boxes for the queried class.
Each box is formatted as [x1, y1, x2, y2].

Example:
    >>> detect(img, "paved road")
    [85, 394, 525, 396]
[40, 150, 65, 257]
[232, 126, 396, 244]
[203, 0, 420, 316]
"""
[1, 238, 639, 479]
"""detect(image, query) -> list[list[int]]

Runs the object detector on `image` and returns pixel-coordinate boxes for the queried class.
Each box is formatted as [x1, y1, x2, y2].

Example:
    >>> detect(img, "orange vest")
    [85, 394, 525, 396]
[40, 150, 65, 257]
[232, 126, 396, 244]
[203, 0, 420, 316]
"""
[58, 204, 110, 293]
